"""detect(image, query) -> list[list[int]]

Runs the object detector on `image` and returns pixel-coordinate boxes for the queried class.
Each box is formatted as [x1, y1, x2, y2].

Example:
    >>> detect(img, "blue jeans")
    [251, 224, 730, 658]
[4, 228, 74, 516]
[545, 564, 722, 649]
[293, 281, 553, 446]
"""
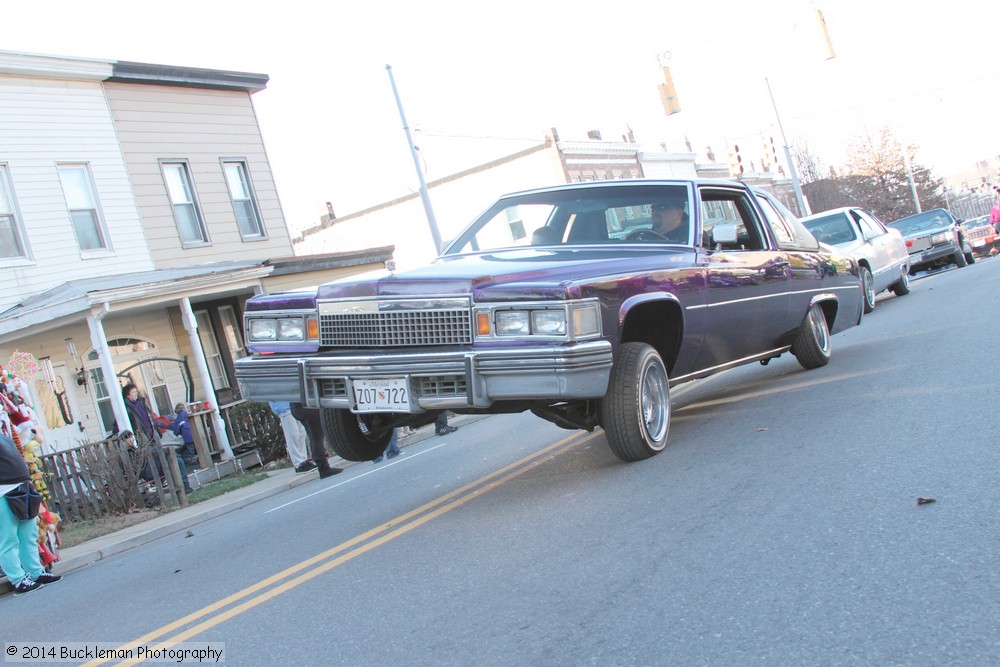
[373, 429, 400, 463]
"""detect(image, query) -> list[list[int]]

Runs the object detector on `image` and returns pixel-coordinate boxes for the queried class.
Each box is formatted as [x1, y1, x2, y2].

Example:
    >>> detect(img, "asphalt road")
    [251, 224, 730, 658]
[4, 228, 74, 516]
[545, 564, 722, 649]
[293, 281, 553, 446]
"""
[4, 258, 999, 666]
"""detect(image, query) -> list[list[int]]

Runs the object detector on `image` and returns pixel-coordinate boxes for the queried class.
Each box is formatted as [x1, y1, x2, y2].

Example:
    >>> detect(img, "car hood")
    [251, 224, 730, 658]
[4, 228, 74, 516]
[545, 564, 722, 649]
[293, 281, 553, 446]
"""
[315, 247, 696, 302]
[889, 222, 953, 240]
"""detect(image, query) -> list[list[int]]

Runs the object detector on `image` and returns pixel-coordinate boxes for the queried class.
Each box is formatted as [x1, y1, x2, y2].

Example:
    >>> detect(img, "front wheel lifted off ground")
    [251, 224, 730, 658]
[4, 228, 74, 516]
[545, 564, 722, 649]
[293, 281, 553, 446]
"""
[791, 303, 831, 369]
[599, 342, 671, 462]
[320, 408, 392, 461]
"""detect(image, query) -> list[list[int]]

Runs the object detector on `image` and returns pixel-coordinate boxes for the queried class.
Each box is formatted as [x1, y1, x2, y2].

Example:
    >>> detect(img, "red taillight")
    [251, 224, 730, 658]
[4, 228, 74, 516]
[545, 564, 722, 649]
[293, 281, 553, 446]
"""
[905, 240, 913, 248]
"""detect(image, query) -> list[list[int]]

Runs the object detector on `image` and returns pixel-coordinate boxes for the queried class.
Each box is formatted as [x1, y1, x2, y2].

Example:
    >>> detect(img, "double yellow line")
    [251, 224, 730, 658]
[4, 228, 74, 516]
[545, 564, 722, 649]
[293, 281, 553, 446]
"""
[88, 430, 599, 667]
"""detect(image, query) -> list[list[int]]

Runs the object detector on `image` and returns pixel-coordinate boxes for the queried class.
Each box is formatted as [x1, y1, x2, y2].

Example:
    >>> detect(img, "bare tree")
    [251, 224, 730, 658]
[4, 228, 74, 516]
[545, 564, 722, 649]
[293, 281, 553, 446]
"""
[841, 127, 945, 221]
[792, 139, 826, 185]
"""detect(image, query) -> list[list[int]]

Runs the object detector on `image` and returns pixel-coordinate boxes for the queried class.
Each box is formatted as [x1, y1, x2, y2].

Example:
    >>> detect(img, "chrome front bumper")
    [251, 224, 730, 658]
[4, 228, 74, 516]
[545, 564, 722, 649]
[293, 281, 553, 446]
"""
[234, 341, 614, 412]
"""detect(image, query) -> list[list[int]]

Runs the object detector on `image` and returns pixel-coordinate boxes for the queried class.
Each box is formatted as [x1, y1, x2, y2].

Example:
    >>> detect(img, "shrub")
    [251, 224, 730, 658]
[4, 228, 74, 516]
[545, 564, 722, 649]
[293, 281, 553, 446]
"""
[225, 400, 286, 464]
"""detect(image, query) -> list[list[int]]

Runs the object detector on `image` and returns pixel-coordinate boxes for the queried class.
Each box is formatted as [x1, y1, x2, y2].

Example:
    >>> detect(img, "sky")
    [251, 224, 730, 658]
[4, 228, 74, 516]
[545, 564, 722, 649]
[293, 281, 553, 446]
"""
[5, 0, 999, 236]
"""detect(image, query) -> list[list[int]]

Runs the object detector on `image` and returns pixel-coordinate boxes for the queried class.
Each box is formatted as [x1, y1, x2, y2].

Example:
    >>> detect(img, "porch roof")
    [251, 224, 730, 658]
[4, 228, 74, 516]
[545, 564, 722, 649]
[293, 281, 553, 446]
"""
[0, 262, 271, 343]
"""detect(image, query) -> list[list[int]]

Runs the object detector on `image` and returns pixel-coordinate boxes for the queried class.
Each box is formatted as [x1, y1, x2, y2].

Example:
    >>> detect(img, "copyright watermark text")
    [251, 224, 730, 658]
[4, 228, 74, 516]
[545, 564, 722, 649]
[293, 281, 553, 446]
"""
[5, 643, 224, 663]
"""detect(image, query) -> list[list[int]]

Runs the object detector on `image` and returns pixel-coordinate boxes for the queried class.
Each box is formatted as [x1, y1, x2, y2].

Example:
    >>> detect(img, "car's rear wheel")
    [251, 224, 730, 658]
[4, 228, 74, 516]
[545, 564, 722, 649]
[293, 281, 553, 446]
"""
[860, 266, 875, 313]
[953, 249, 968, 268]
[599, 342, 670, 462]
[791, 303, 831, 369]
[891, 268, 910, 296]
[320, 408, 392, 461]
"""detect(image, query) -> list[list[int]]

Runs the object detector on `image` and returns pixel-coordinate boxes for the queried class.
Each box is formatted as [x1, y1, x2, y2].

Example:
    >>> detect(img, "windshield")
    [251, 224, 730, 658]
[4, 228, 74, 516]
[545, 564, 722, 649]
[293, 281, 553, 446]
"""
[888, 210, 953, 234]
[801, 212, 857, 246]
[444, 184, 692, 254]
[963, 215, 990, 230]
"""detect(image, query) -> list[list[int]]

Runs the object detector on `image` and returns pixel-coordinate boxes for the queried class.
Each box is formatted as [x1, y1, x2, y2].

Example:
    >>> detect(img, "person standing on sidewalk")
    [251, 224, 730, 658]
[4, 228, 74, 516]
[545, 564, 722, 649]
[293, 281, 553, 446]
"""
[372, 428, 401, 464]
[289, 404, 342, 479]
[1, 429, 61, 595]
[269, 402, 315, 474]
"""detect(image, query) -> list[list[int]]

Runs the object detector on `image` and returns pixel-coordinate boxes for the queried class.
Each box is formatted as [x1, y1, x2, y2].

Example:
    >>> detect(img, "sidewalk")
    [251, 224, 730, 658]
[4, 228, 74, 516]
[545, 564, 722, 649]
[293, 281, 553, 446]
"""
[2, 414, 481, 594]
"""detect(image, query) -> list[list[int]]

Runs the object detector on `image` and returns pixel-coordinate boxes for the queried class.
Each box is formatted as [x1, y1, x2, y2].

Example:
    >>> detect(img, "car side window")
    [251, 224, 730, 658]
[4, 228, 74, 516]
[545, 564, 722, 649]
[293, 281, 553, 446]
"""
[699, 190, 766, 251]
[756, 196, 796, 247]
[853, 211, 883, 240]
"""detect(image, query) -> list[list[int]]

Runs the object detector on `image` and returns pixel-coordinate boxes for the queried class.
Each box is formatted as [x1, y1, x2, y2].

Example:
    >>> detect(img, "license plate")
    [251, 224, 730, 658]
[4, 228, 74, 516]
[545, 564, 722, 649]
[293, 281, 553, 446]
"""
[352, 378, 410, 412]
[974, 239, 985, 247]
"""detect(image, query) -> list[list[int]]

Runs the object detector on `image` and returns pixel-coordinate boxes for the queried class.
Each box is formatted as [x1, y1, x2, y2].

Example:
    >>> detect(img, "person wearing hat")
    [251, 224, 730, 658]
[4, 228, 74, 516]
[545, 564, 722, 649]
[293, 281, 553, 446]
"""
[649, 197, 689, 243]
[1, 428, 62, 595]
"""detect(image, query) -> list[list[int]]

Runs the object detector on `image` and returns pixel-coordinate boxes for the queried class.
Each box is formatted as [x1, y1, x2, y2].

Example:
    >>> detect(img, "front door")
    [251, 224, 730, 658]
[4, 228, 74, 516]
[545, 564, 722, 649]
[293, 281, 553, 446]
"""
[31, 363, 84, 453]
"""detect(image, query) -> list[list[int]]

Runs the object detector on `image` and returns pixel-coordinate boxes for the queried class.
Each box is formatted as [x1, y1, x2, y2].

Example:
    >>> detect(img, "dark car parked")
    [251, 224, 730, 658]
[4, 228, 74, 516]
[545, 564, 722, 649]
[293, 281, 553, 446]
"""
[236, 180, 862, 463]
[887, 208, 974, 274]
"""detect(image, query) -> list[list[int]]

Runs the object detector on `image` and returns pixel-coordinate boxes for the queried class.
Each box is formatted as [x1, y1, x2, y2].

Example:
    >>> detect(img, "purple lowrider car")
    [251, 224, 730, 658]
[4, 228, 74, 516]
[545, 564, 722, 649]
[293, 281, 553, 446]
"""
[235, 180, 862, 462]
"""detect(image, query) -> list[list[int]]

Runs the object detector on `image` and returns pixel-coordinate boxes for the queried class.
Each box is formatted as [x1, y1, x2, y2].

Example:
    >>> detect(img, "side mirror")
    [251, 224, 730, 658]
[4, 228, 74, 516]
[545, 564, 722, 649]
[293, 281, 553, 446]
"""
[711, 223, 738, 247]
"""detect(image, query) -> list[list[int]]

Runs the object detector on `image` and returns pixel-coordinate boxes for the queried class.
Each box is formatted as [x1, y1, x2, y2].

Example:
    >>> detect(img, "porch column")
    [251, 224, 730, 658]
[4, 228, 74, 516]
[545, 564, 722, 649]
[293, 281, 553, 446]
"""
[179, 297, 233, 460]
[87, 303, 129, 435]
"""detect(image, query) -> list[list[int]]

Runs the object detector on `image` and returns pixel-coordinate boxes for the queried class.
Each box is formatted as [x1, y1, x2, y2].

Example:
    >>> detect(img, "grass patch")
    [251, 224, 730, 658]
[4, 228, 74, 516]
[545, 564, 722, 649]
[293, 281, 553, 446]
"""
[58, 510, 161, 549]
[185, 471, 268, 503]
[56, 471, 269, 550]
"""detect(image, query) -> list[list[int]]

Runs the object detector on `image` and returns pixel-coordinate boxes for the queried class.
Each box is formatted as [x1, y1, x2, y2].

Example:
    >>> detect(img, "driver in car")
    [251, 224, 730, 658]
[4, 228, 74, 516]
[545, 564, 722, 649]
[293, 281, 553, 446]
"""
[650, 198, 689, 242]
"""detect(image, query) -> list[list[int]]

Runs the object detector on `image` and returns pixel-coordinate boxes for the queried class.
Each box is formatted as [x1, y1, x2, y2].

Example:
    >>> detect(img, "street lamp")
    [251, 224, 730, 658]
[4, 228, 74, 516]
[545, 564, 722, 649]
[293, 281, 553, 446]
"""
[386, 64, 443, 254]
[765, 7, 835, 217]
[765, 77, 809, 216]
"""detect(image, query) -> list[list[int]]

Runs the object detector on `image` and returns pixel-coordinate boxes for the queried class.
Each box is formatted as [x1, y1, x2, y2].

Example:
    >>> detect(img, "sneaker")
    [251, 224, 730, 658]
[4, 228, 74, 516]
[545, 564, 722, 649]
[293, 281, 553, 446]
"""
[318, 466, 342, 479]
[436, 425, 458, 436]
[13, 577, 43, 595]
[372, 456, 383, 464]
[34, 572, 62, 585]
[294, 460, 318, 474]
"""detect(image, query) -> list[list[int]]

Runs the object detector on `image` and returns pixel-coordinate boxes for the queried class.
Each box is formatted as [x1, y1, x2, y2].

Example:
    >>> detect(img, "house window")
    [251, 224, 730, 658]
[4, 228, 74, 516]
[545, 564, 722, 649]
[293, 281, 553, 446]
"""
[57, 164, 108, 251]
[219, 306, 246, 364]
[222, 160, 265, 239]
[196, 311, 229, 389]
[161, 161, 208, 244]
[0, 165, 29, 259]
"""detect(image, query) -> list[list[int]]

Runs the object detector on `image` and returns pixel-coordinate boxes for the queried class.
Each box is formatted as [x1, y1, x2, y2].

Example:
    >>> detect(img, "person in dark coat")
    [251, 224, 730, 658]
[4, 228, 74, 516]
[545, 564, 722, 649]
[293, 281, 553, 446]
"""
[1, 429, 62, 595]
[288, 404, 342, 479]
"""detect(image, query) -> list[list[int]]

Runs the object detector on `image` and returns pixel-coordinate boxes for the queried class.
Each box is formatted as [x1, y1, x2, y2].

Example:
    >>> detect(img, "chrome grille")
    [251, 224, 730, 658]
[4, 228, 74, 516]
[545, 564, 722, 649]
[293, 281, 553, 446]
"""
[319, 308, 472, 347]
[418, 375, 467, 396]
[320, 378, 348, 398]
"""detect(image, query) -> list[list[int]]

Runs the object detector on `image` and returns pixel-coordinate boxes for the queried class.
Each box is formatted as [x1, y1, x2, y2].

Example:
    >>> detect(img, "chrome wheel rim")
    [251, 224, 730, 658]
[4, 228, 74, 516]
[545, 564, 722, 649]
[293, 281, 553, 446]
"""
[640, 357, 670, 446]
[863, 269, 875, 307]
[808, 307, 830, 354]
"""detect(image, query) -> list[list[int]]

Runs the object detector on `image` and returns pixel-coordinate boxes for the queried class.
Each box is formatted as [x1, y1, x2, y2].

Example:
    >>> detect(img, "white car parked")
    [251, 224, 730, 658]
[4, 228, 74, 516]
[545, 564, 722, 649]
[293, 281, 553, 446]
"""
[801, 207, 910, 313]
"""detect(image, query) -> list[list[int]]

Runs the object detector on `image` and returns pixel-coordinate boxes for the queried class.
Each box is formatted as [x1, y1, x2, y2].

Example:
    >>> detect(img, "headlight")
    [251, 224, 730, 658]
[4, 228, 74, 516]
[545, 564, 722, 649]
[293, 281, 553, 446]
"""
[249, 319, 276, 340]
[496, 311, 531, 335]
[277, 318, 305, 341]
[532, 310, 566, 335]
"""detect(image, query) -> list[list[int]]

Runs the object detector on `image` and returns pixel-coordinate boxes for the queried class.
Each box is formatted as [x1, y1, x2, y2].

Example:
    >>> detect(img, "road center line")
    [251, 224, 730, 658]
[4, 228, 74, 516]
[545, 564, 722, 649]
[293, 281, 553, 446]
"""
[85, 430, 599, 667]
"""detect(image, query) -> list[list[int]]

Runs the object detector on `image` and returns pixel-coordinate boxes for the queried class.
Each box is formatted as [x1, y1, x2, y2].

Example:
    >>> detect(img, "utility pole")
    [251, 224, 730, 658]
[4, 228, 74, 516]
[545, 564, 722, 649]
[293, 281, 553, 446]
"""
[386, 64, 443, 254]
[903, 152, 922, 213]
[765, 77, 809, 216]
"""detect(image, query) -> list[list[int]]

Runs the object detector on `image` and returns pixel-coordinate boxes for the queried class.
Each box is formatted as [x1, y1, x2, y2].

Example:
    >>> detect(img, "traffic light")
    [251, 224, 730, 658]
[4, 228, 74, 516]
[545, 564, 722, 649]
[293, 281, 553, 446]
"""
[658, 66, 681, 116]
[763, 136, 778, 172]
[727, 145, 744, 177]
